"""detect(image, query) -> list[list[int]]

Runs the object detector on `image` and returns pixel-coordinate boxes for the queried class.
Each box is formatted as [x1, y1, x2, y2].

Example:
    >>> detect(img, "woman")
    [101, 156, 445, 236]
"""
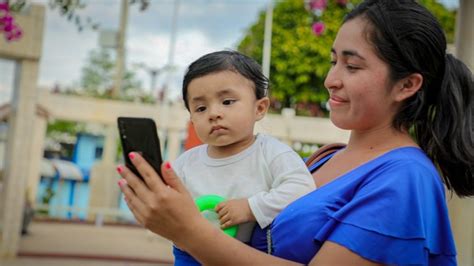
[117, 0, 473, 265]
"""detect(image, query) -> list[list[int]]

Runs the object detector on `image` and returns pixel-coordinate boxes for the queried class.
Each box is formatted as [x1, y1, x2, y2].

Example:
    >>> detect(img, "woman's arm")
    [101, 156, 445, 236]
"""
[118, 152, 299, 265]
[310, 241, 383, 266]
[117, 152, 380, 266]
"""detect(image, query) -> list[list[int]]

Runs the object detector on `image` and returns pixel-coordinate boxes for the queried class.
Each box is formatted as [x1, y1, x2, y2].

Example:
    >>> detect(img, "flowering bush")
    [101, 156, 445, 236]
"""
[307, 0, 352, 37]
[0, 1, 22, 41]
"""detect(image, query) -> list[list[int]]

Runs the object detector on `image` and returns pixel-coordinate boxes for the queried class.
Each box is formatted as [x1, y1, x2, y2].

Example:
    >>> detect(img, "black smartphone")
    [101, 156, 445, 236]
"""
[117, 117, 163, 179]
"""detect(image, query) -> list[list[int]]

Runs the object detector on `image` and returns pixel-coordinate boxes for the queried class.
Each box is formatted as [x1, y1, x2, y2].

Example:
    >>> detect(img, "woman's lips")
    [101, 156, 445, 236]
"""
[330, 94, 348, 102]
[329, 95, 348, 107]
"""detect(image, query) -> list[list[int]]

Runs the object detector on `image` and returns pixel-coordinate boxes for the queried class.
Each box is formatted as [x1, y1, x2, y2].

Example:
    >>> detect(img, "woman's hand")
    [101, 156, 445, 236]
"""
[117, 153, 301, 265]
[117, 152, 205, 245]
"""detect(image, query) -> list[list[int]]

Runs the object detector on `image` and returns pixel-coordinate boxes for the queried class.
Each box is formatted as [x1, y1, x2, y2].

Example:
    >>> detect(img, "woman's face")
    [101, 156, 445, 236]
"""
[324, 17, 400, 131]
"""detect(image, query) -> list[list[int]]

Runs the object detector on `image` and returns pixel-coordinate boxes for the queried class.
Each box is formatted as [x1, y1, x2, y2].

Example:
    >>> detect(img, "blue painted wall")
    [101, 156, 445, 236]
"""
[72, 133, 104, 181]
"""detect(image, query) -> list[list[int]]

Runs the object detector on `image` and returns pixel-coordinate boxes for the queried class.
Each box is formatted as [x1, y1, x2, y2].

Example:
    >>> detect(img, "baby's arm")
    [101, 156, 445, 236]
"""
[248, 151, 315, 228]
[215, 199, 256, 228]
[215, 150, 314, 229]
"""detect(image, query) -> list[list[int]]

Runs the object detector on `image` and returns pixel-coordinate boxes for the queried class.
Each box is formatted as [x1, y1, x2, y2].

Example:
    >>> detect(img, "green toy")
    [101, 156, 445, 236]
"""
[195, 195, 238, 237]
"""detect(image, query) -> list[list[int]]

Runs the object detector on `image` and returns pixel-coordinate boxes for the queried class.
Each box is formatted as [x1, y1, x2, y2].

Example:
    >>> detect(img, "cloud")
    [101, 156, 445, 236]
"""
[127, 29, 230, 98]
[32, 0, 271, 98]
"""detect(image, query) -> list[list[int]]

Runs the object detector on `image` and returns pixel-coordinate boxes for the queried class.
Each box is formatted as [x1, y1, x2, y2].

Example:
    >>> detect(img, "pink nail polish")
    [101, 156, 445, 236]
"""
[165, 161, 171, 170]
[117, 166, 123, 173]
[118, 179, 126, 187]
[128, 152, 135, 160]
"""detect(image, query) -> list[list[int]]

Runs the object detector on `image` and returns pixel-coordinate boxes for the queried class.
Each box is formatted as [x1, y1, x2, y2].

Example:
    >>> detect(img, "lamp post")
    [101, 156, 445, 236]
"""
[133, 63, 175, 101]
[262, 0, 273, 79]
[111, 0, 129, 98]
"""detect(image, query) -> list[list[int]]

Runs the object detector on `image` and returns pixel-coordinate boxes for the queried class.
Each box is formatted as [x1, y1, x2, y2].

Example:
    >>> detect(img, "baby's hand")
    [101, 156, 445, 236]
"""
[215, 199, 255, 229]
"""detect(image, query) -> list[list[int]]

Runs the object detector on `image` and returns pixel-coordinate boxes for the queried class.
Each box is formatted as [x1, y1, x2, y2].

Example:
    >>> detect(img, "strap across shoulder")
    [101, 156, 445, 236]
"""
[305, 143, 346, 168]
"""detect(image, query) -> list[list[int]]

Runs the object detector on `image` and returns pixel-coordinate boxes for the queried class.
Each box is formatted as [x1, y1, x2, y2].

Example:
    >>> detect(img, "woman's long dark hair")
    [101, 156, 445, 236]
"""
[345, 0, 473, 197]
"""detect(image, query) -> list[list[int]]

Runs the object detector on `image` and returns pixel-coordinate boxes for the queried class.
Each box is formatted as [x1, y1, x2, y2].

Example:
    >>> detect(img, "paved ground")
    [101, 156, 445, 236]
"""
[0, 220, 174, 266]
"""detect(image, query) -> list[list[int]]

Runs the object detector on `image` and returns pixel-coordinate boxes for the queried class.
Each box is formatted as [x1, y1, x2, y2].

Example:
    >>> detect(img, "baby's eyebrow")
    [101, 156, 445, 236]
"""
[216, 88, 235, 97]
[190, 95, 205, 103]
[190, 88, 237, 103]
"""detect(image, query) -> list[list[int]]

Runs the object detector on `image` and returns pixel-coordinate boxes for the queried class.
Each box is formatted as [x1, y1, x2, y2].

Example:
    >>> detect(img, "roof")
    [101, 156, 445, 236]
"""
[41, 158, 83, 181]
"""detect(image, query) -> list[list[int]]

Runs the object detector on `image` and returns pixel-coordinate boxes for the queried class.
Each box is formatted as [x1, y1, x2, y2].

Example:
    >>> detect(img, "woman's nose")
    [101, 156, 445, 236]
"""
[324, 67, 343, 90]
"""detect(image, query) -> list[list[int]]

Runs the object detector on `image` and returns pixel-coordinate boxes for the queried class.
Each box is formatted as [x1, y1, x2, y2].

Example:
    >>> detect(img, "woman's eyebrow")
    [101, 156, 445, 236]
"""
[331, 48, 366, 61]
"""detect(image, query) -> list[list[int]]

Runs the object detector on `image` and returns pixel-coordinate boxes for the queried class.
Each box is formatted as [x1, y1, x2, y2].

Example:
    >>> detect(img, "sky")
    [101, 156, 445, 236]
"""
[1, 0, 272, 104]
[0, 0, 460, 104]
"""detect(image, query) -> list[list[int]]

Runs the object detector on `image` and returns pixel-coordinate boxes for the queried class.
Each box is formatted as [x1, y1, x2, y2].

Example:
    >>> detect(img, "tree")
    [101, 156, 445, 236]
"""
[4, 0, 151, 32]
[80, 47, 147, 100]
[238, 0, 456, 113]
[46, 47, 153, 150]
[420, 0, 456, 43]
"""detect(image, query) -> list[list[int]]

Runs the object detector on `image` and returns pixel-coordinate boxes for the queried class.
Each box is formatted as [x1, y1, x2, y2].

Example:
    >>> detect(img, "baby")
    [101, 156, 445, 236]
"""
[172, 50, 315, 265]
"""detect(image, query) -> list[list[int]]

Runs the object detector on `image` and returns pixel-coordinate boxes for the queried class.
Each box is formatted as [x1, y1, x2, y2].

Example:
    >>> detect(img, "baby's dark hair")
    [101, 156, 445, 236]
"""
[182, 50, 269, 111]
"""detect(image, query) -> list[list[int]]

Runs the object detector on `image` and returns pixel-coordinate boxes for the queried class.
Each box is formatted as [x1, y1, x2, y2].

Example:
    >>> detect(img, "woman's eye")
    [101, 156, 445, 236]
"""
[330, 60, 337, 66]
[347, 65, 360, 71]
[223, 99, 236, 105]
[195, 106, 206, 112]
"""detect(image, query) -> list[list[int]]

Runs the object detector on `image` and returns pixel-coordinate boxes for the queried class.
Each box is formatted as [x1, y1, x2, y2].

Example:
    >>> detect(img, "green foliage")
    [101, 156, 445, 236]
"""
[47, 48, 156, 153]
[239, 0, 360, 109]
[80, 48, 146, 100]
[238, 0, 456, 112]
[47, 120, 85, 136]
[419, 0, 457, 43]
[80, 48, 114, 95]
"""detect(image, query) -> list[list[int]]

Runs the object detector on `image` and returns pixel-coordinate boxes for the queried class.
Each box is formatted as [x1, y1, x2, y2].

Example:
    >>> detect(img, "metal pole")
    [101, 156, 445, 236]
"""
[262, 0, 274, 79]
[112, 0, 129, 98]
[162, 0, 180, 102]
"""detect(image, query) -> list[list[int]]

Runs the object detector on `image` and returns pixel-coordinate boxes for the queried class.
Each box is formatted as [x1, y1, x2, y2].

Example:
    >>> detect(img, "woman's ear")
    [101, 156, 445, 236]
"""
[255, 97, 270, 121]
[393, 73, 423, 102]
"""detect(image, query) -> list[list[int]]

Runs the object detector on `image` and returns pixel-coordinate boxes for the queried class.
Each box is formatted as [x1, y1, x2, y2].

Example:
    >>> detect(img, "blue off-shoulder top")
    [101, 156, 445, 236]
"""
[263, 147, 456, 265]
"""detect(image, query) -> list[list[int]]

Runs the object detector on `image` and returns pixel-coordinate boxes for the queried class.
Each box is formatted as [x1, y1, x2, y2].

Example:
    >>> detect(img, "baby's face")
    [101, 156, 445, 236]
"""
[187, 70, 267, 157]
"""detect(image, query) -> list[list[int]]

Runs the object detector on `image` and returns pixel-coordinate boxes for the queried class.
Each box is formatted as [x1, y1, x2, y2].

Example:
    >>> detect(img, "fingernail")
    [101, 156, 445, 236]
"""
[117, 165, 123, 173]
[128, 152, 135, 160]
[118, 179, 126, 187]
[165, 161, 172, 170]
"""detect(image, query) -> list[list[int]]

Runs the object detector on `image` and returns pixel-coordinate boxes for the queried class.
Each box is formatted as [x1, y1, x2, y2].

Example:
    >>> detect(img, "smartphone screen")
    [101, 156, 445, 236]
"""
[117, 117, 163, 179]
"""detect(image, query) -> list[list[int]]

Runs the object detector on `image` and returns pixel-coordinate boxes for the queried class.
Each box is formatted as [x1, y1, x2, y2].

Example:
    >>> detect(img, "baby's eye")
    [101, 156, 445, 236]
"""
[222, 99, 236, 105]
[195, 106, 206, 112]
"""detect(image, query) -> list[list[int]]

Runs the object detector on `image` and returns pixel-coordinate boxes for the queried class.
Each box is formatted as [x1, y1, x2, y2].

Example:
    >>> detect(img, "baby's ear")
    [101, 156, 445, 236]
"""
[393, 73, 423, 102]
[255, 97, 270, 121]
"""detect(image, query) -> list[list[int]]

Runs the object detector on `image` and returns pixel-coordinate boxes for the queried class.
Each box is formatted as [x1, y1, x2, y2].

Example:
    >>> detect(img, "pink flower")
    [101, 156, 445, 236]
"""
[310, 0, 327, 11]
[0, 2, 8, 12]
[312, 22, 325, 36]
[0, 15, 12, 24]
[0, 1, 22, 41]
